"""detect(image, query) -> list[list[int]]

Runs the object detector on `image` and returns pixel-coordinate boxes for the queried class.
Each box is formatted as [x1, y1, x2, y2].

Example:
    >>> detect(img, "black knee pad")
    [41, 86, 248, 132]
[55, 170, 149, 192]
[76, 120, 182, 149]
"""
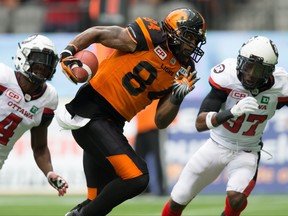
[125, 173, 150, 195]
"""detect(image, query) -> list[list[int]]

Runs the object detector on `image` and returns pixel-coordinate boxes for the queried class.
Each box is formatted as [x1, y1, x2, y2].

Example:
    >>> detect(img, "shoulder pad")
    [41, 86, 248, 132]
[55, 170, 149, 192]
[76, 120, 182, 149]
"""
[209, 58, 237, 90]
[0, 63, 16, 84]
[128, 17, 166, 51]
[273, 67, 288, 95]
[44, 83, 58, 110]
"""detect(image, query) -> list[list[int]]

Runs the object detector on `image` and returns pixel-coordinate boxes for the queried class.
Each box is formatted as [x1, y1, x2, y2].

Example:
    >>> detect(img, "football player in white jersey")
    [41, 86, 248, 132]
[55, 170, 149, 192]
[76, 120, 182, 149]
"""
[0, 34, 68, 196]
[162, 36, 287, 216]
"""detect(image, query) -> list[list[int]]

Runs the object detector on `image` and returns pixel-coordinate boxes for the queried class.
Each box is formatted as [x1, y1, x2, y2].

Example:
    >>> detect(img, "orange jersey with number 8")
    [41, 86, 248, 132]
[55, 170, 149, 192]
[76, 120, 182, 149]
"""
[89, 17, 184, 121]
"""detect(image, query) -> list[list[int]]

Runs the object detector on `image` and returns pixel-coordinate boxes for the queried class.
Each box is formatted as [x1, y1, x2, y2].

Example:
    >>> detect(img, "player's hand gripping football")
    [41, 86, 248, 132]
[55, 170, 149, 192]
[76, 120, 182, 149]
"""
[172, 66, 200, 101]
[60, 47, 82, 84]
[230, 96, 258, 117]
[47, 171, 68, 196]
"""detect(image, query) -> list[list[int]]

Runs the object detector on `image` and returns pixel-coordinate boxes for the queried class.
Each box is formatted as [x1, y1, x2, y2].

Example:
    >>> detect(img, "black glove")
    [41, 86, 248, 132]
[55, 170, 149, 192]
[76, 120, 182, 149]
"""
[59, 44, 78, 62]
[60, 44, 83, 84]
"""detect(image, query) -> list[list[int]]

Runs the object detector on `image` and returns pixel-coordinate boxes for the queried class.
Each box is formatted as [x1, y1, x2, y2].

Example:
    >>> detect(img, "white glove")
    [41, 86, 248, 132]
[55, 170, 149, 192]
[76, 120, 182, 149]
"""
[47, 171, 68, 196]
[230, 97, 258, 117]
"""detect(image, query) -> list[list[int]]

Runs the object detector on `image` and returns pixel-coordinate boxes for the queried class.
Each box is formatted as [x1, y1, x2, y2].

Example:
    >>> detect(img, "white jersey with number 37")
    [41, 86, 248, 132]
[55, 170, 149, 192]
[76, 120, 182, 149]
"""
[0, 63, 58, 168]
[209, 58, 288, 151]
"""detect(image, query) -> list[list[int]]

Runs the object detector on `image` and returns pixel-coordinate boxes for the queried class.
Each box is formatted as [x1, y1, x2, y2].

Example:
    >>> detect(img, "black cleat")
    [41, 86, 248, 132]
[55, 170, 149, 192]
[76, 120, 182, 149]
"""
[65, 199, 90, 216]
[64, 209, 82, 216]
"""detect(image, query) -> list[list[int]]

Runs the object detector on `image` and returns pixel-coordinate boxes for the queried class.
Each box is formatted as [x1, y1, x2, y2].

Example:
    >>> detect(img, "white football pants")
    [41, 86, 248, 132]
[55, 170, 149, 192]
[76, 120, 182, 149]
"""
[171, 138, 259, 205]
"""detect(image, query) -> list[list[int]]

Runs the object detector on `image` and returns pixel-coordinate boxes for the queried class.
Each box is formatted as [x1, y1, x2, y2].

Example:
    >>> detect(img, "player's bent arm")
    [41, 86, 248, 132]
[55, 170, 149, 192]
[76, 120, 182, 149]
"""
[154, 93, 181, 129]
[196, 87, 231, 132]
[60, 26, 137, 84]
[196, 110, 234, 131]
[68, 26, 137, 53]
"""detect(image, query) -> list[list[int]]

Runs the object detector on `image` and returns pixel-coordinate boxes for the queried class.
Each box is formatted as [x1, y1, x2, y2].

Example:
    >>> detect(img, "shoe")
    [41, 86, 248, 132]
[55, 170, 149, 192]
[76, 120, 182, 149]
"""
[64, 209, 82, 216]
[71, 199, 91, 211]
[65, 199, 90, 216]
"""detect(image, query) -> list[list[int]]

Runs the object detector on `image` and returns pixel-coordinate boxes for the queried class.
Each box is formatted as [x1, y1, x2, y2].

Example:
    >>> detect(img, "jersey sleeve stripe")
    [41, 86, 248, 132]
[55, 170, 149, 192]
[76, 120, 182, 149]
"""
[278, 97, 288, 102]
[41, 108, 54, 124]
[126, 27, 137, 45]
[43, 107, 54, 115]
[135, 17, 153, 50]
[209, 76, 232, 94]
[0, 84, 7, 95]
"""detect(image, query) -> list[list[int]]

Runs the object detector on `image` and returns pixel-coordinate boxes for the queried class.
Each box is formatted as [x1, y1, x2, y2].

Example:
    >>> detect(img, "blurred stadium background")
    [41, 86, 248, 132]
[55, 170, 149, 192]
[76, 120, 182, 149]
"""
[0, 0, 288, 215]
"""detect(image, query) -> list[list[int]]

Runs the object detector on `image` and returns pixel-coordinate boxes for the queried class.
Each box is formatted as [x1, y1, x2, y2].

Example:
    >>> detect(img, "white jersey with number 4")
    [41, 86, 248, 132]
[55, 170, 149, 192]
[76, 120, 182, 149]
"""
[0, 63, 58, 168]
[209, 58, 288, 151]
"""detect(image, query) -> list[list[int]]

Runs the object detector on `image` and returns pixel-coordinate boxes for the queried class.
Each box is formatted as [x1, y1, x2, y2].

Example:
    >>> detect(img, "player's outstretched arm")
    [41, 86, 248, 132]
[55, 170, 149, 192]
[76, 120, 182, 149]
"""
[31, 120, 68, 196]
[154, 93, 180, 129]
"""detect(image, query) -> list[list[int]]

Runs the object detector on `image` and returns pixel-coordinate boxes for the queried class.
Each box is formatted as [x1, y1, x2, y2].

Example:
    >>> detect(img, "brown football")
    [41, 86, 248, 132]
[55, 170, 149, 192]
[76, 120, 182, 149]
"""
[72, 50, 98, 83]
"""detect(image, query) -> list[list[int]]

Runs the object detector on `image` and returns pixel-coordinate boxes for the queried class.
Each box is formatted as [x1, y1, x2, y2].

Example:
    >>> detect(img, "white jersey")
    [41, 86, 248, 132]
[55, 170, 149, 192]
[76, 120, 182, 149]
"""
[209, 58, 288, 151]
[0, 63, 58, 168]
[170, 58, 288, 206]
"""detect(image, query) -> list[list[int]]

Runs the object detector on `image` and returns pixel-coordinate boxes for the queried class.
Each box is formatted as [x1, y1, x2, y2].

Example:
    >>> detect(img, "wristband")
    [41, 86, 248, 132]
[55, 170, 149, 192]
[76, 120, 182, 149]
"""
[46, 171, 54, 178]
[206, 111, 217, 129]
[63, 44, 78, 56]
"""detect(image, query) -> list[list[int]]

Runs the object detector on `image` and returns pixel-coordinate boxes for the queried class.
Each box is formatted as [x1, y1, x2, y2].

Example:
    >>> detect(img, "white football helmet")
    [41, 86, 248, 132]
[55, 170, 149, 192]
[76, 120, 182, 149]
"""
[14, 34, 59, 84]
[237, 36, 278, 90]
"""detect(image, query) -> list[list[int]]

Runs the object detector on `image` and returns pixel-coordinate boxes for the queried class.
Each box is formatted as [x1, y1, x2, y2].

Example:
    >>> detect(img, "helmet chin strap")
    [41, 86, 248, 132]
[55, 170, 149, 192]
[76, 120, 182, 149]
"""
[16, 72, 44, 98]
[19, 70, 46, 85]
[27, 72, 46, 85]
[168, 42, 191, 66]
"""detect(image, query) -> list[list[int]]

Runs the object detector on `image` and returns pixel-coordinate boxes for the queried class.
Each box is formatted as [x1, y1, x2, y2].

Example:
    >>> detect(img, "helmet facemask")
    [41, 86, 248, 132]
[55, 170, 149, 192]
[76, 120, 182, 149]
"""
[25, 48, 59, 84]
[163, 8, 206, 64]
[14, 34, 59, 85]
[237, 55, 275, 90]
[237, 36, 278, 91]
[167, 26, 206, 64]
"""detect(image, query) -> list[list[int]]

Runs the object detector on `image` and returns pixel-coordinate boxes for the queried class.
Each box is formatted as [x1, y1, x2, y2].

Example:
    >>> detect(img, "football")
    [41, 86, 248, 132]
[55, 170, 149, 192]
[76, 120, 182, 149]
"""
[71, 50, 98, 83]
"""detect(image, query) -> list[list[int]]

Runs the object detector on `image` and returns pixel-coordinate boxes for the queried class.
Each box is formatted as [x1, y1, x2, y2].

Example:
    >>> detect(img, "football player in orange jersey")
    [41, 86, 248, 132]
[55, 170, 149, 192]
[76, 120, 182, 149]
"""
[58, 7, 206, 216]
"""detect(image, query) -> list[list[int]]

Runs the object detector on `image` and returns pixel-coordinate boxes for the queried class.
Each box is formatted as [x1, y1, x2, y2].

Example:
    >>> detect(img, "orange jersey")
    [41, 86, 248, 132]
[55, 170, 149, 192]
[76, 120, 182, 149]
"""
[90, 17, 185, 121]
[136, 100, 158, 133]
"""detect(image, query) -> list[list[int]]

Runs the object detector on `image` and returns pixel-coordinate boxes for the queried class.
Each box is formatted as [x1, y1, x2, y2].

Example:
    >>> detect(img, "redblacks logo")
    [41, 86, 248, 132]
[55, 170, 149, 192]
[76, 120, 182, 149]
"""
[213, 64, 225, 73]
[231, 90, 248, 99]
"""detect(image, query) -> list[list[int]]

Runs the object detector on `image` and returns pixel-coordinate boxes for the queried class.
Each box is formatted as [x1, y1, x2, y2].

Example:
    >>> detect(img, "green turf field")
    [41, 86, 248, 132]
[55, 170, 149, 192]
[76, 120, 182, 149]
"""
[0, 194, 287, 216]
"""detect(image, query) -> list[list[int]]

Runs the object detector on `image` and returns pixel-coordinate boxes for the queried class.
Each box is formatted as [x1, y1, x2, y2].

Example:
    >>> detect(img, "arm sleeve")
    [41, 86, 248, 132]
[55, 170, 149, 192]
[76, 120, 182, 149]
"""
[198, 85, 228, 114]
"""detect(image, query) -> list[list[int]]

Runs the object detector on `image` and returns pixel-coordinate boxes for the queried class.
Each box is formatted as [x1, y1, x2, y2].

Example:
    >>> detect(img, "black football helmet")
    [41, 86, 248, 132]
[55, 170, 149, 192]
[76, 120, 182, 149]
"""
[162, 8, 206, 64]
[237, 36, 278, 90]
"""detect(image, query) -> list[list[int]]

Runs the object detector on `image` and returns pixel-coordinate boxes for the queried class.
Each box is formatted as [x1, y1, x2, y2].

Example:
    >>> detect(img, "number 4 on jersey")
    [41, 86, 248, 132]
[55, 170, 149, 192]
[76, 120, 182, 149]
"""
[0, 113, 22, 145]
